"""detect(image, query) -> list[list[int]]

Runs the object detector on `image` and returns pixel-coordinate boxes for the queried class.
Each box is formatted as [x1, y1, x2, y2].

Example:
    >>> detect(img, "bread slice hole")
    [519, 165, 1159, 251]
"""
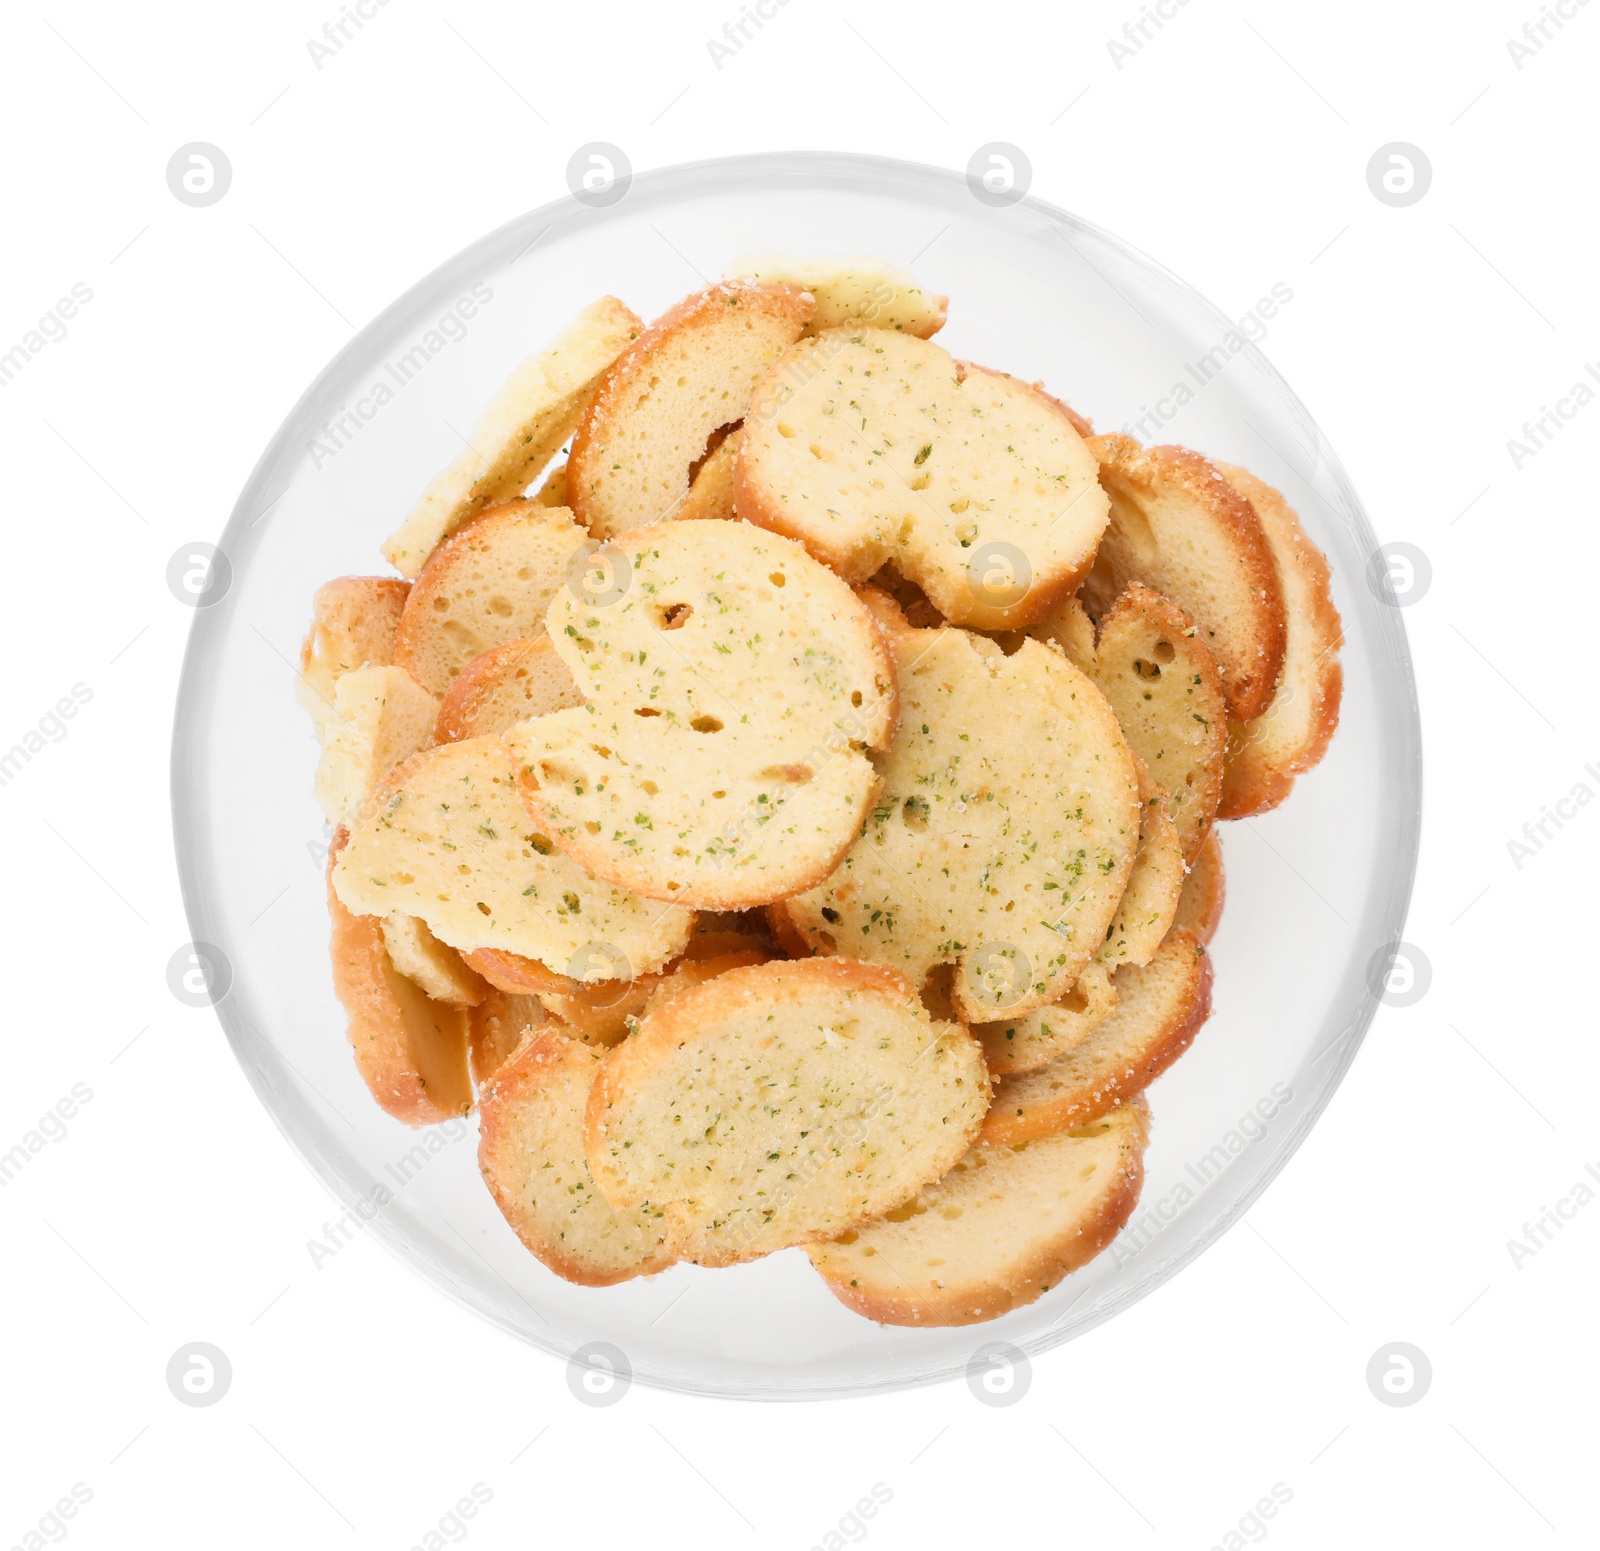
[659, 603, 693, 630]
[884, 1198, 929, 1224]
[815, 930, 837, 952]
[1133, 659, 1162, 681]
[635, 706, 661, 717]
[690, 715, 723, 733]
[902, 795, 930, 831]
[768, 571, 786, 587]
[1153, 640, 1176, 664]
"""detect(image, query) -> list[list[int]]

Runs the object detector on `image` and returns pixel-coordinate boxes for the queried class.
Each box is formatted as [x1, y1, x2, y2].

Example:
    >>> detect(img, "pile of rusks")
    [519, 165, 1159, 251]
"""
[299, 254, 1342, 1327]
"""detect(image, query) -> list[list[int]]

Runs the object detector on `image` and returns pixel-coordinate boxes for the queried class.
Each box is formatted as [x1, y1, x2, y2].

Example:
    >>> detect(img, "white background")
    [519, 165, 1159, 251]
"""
[2, 1, 1596, 1547]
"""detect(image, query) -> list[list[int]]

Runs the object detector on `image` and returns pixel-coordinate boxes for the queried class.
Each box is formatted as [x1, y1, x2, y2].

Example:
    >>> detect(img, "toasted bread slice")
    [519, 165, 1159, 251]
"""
[724, 253, 947, 338]
[480, 1029, 674, 1286]
[380, 914, 488, 1006]
[780, 628, 1141, 1021]
[1214, 465, 1343, 817]
[391, 500, 589, 698]
[1046, 584, 1227, 864]
[332, 736, 694, 977]
[298, 577, 410, 739]
[973, 960, 1117, 1076]
[585, 958, 990, 1266]
[678, 427, 741, 522]
[1082, 436, 1286, 722]
[326, 834, 472, 1124]
[435, 635, 582, 743]
[567, 282, 812, 539]
[737, 331, 1108, 629]
[1172, 829, 1225, 945]
[463, 946, 655, 1047]
[637, 946, 772, 1016]
[468, 989, 547, 1085]
[981, 929, 1211, 1146]
[504, 519, 895, 910]
[807, 1103, 1147, 1326]
[465, 925, 771, 1044]
[1096, 780, 1183, 971]
[1032, 592, 1096, 670]
[382, 297, 643, 576]
[313, 665, 437, 828]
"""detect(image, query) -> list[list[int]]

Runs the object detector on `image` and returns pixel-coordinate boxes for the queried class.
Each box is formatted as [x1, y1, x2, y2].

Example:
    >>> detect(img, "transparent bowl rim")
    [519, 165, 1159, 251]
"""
[171, 148, 1422, 1400]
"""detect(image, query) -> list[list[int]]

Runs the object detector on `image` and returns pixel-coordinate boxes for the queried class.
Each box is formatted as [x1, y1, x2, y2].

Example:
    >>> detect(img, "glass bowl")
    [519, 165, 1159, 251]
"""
[172, 150, 1421, 1399]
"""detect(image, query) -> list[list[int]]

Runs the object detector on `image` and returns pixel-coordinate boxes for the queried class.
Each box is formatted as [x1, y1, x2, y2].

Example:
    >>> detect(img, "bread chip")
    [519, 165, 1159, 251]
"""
[807, 1103, 1147, 1326]
[392, 500, 589, 698]
[465, 924, 771, 1045]
[504, 519, 895, 910]
[678, 427, 741, 522]
[298, 577, 410, 739]
[464, 945, 654, 1046]
[1042, 584, 1226, 864]
[981, 930, 1211, 1146]
[584, 958, 990, 1266]
[1096, 783, 1183, 971]
[332, 735, 694, 978]
[1082, 436, 1286, 722]
[637, 947, 772, 1016]
[973, 960, 1117, 1076]
[1172, 829, 1225, 945]
[435, 635, 582, 744]
[380, 914, 487, 1005]
[567, 282, 813, 540]
[724, 253, 947, 337]
[1214, 464, 1343, 817]
[326, 835, 472, 1125]
[469, 989, 547, 1085]
[480, 1029, 674, 1286]
[382, 296, 643, 576]
[779, 628, 1141, 1021]
[736, 331, 1108, 629]
[313, 665, 437, 828]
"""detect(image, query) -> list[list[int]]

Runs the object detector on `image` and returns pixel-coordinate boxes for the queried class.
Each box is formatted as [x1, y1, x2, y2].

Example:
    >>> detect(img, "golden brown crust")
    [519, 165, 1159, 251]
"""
[326, 833, 473, 1125]
[478, 1029, 675, 1286]
[1171, 830, 1225, 946]
[980, 930, 1212, 1146]
[468, 990, 546, 1087]
[808, 1105, 1146, 1326]
[391, 499, 586, 699]
[568, 282, 813, 537]
[1086, 436, 1287, 722]
[1213, 464, 1344, 817]
[434, 635, 581, 744]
